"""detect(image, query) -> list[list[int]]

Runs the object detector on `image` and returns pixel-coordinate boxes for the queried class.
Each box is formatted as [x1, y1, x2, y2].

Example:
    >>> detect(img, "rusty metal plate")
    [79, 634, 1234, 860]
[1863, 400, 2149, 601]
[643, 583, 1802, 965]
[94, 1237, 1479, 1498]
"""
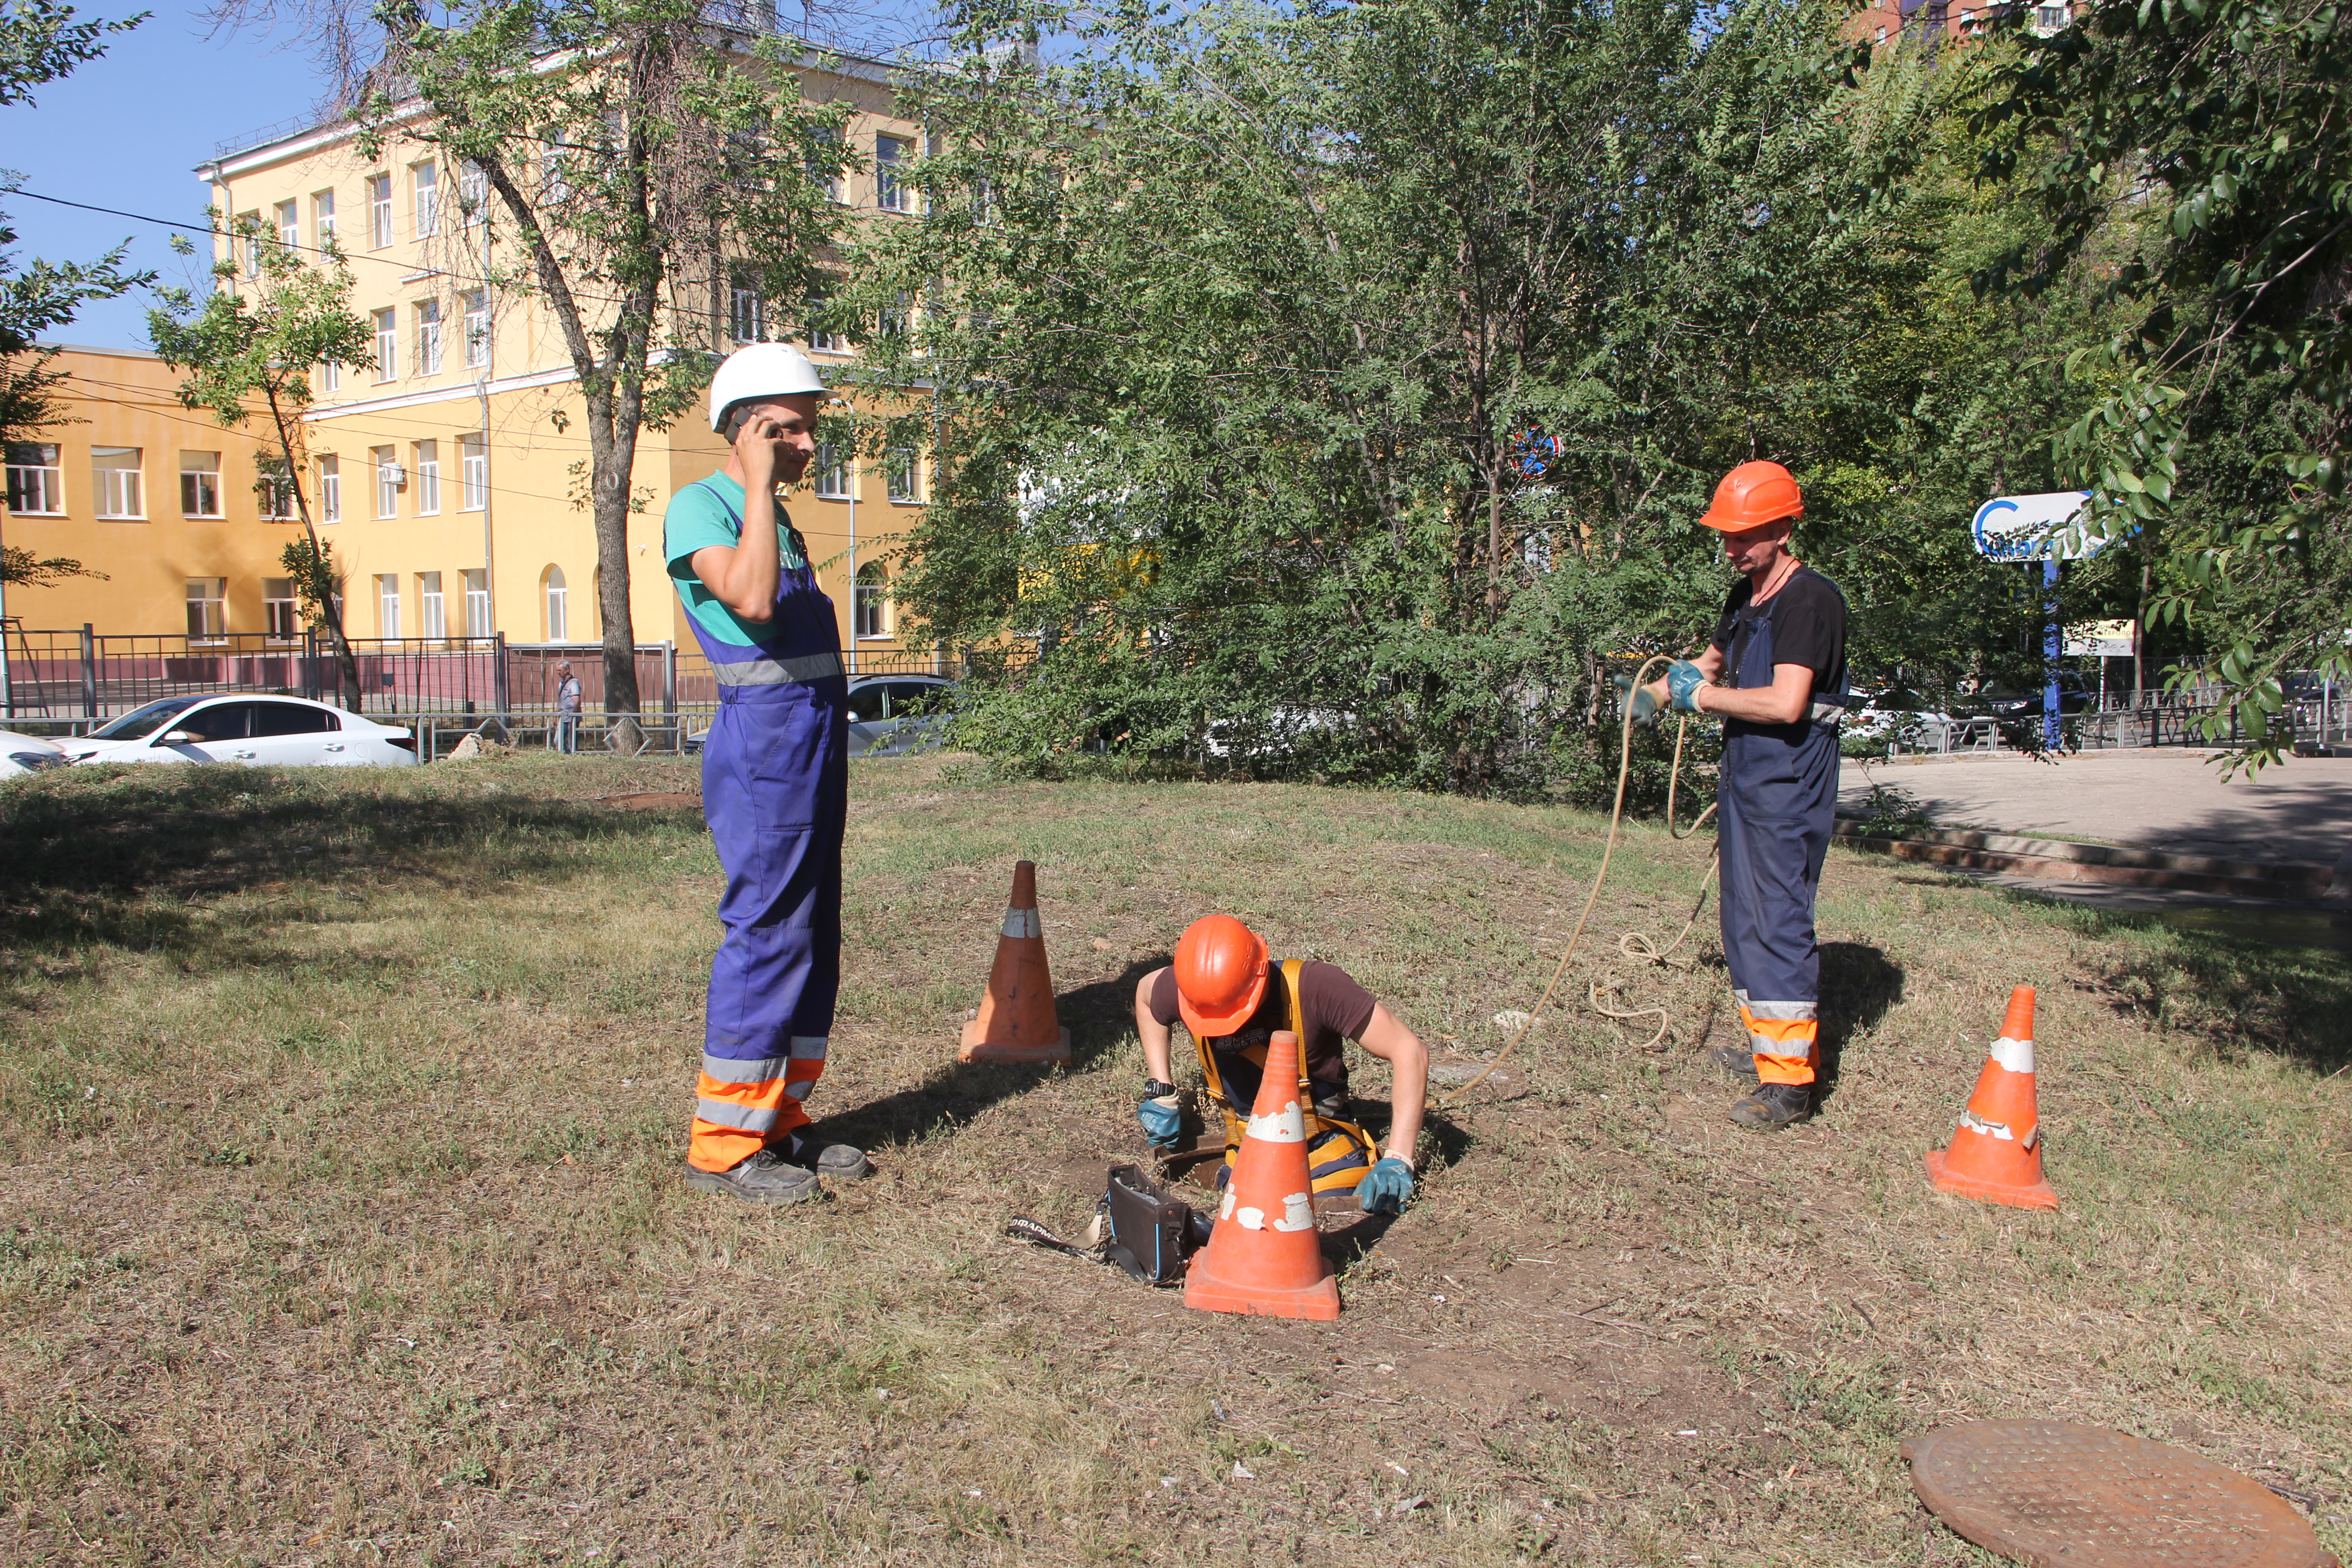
[1905, 1420, 2338, 1568]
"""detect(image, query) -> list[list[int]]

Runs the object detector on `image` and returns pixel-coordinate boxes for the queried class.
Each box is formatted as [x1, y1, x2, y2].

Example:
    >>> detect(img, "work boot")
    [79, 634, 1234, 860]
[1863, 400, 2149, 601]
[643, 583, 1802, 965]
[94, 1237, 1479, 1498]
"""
[1707, 1042, 1759, 1083]
[777, 1129, 873, 1181]
[684, 1147, 822, 1204]
[1728, 1082, 1811, 1131]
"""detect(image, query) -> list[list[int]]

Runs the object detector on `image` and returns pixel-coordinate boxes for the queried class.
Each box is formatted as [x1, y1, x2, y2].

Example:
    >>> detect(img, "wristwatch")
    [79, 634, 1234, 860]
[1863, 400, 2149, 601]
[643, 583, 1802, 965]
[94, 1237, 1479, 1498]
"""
[1142, 1078, 1176, 1099]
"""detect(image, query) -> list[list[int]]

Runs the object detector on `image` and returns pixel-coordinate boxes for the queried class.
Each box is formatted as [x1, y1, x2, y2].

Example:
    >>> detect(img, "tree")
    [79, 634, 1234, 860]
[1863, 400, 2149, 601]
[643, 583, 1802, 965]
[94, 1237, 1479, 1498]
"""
[147, 219, 372, 708]
[855, 0, 1996, 793]
[0, 543, 106, 585]
[353, 0, 850, 739]
[1975, 0, 2352, 763]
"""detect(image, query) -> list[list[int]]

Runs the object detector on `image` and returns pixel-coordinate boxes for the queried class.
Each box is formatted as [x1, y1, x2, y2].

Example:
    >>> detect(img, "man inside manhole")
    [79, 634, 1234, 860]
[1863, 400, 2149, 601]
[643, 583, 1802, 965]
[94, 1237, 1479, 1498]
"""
[1133, 915, 1430, 1215]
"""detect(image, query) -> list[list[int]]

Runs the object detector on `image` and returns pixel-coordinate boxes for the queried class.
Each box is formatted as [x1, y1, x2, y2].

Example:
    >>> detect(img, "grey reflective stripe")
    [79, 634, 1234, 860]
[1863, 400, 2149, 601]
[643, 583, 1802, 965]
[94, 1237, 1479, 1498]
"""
[1809, 700, 1846, 723]
[710, 651, 843, 687]
[788, 1035, 829, 1061]
[1002, 907, 1041, 939]
[701, 1053, 786, 1084]
[696, 1097, 779, 1132]
[785, 1078, 816, 1101]
[1746, 1000, 1817, 1021]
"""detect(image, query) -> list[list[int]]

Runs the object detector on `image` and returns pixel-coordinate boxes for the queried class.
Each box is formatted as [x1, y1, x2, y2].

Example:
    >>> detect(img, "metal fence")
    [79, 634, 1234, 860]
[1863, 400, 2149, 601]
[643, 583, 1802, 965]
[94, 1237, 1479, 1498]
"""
[0, 624, 1013, 731]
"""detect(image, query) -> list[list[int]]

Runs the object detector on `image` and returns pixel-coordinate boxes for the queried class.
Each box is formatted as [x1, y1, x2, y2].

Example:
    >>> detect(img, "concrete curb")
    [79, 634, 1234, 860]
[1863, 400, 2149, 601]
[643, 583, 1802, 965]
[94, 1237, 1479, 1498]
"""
[1832, 821, 2335, 902]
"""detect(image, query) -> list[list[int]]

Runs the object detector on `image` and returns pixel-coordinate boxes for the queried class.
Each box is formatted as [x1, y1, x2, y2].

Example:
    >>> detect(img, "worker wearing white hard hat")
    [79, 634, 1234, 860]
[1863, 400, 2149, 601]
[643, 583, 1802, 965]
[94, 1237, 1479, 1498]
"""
[666, 341, 867, 1204]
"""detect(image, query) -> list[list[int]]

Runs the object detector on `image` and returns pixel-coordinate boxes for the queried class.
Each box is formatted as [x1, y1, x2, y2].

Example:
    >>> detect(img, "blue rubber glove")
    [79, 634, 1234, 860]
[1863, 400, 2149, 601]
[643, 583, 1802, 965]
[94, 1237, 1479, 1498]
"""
[1358, 1156, 1415, 1215]
[1137, 1093, 1184, 1151]
[1617, 676, 1661, 728]
[1666, 659, 1708, 713]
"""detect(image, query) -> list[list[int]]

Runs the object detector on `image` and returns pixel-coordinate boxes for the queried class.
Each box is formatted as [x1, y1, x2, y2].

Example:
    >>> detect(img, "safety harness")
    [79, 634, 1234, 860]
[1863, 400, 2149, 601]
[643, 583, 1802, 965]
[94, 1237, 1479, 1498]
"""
[1193, 959, 1379, 1197]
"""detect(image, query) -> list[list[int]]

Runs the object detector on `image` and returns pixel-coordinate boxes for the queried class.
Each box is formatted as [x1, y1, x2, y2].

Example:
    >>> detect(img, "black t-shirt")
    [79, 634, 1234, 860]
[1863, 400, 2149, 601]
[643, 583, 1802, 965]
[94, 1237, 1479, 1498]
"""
[1709, 565, 1849, 735]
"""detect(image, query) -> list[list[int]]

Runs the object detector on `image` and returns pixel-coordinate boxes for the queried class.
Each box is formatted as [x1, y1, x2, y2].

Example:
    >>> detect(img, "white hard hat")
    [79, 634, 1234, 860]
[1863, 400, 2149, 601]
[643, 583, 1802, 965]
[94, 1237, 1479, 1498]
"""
[708, 342, 827, 432]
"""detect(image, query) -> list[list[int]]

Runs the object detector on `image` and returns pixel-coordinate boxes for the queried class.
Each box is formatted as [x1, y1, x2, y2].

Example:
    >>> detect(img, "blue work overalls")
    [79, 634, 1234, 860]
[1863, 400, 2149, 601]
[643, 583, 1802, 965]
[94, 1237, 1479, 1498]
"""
[1715, 578, 1847, 1086]
[682, 482, 850, 1173]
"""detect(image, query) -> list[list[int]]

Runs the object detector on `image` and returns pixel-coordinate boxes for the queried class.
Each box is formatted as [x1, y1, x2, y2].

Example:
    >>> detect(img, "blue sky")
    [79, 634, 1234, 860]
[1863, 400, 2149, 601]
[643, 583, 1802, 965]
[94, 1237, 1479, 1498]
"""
[1, 5, 322, 348]
[1, 0, 959, 351]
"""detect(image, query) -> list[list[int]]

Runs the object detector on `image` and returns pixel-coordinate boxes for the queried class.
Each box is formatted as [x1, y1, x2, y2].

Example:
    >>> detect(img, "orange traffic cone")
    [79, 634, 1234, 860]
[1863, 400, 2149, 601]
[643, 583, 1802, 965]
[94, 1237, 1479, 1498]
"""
[957, 861, 1071, 1064]
[1184, 1029, 1341, 1322]
[1925, 986, 2058, 1211]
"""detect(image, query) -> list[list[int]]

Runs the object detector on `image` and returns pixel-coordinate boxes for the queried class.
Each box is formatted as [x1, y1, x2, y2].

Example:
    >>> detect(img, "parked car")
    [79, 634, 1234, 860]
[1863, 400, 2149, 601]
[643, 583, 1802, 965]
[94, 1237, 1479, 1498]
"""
[0, 729, 69, 779]
[845, 676, 957, 757]
[62, 695, 416, 769]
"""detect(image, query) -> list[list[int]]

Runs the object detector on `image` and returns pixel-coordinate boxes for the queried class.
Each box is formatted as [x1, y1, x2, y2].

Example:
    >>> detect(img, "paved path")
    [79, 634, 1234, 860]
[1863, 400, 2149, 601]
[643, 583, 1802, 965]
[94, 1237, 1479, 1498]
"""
[1838, 749, 2352, 863]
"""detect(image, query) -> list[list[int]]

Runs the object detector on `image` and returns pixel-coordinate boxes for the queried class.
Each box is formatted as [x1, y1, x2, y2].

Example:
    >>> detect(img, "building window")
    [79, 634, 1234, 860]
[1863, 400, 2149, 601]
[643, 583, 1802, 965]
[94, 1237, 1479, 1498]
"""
[5, 442, 62, 514]
[416, 299, 443, 375]
[181, 452, 223, 518]
[464, 568, 491, 637]
[463, 291, 489, 368]
[93, 447, 142, 518]
[419, 570, 446, 638]
[377, 573, 401, 637]
[461, 433, 487, 510]
[2032, 2, 2067, 26]
[319, 353, 340, 394]
[812, 443, 849, 499]
[876, 133, 912, 212]
[265, 577, 299, 640]
[806, 285, 844, 353]
[459, 160, 487, 225]
[413, 162, 439, 238]
[885, 448, 923, 504]
[853, 560, 889, 638]
[314, 189, 336, 249]
[415, 439, 441, 514]
[809, 127, 843, 203]
[540, 137, 571, 206]
[318, 455, 341, 523]
[878, 292, 911, 338]
[374, 447, 400, 519]
[236, 211, 262, 276]
[369, 173, 393, 248]
[186, 578, 228, 642]
[373, 309, 397, 382]
[543, 565, 568, 641]
[259, 461, 297, 519]
[275, 200, 299, 252]
[730, 275, 766, 343]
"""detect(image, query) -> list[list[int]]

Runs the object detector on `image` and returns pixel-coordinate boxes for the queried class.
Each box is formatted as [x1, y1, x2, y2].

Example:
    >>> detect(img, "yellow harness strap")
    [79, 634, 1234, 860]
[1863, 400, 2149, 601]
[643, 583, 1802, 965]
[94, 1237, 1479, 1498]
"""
[1192, 960, 1377, 1194]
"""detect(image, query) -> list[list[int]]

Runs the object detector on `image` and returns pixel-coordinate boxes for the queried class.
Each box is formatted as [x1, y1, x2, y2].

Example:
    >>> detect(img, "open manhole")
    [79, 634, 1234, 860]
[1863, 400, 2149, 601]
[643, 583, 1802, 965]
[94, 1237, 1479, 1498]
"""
[1905, 1420, 2337, 1568]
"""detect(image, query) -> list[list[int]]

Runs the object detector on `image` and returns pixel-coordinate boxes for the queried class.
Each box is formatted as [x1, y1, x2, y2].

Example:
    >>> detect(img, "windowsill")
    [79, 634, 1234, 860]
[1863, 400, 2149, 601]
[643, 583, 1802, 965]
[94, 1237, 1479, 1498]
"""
[855, 634, 895, 642]
[10, 510, 65, 518]
[97, 515, 147, 522]
[183, 514, 224, 521]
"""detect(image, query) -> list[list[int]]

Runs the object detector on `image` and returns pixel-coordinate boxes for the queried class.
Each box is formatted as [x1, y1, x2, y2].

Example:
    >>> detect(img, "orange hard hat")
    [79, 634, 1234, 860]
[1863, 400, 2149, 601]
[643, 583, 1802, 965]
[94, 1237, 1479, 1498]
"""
[1698, 460, 1804, 532]
[1173, 914, 1270, 1038]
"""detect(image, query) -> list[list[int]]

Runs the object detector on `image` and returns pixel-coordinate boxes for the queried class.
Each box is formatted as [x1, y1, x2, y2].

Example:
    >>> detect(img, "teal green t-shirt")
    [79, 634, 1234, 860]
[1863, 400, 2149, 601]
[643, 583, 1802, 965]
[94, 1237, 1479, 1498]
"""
[663, 471, 813, 645]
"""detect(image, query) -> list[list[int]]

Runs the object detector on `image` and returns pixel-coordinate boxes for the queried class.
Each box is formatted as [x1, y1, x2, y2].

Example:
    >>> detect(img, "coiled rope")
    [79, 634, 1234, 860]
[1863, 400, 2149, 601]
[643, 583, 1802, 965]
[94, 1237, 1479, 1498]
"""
[1438, 657, 1724, 1105]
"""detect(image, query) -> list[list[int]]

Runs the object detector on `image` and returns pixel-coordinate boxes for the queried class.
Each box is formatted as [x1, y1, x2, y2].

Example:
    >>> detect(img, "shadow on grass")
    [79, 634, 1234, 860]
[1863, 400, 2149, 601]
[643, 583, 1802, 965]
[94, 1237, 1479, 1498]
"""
[0, 765, 695, 962]
[1814, 941, 1904, 1104]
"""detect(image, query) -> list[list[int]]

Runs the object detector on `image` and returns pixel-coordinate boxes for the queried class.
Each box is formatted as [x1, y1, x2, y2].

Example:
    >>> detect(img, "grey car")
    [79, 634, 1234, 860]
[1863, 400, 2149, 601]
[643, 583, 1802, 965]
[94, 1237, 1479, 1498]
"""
[846, 676, 956, 757]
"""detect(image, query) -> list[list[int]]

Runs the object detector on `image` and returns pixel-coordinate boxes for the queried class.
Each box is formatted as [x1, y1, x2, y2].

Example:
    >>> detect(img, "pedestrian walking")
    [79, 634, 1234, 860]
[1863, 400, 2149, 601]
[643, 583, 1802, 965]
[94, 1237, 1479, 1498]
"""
[667, 343, 870, 1204]
[552, 661, 583, 754]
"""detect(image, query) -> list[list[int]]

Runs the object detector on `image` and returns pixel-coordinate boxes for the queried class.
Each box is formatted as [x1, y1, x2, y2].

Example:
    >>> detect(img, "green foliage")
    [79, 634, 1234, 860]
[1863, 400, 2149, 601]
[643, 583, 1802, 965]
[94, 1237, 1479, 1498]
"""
[0, 544, 105, 587]
[1975, 0, 2352, 765]
[148, 225, 372, 705]
[0, 0, 142, 106]
[277, 534, 343, 635]
[854, 0, 2118, 793]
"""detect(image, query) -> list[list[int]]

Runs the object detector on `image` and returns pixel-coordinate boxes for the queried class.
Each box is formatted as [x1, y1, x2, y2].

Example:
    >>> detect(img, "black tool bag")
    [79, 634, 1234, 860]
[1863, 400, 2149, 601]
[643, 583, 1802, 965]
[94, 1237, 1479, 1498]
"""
[1103, 1163, 1211, 1286]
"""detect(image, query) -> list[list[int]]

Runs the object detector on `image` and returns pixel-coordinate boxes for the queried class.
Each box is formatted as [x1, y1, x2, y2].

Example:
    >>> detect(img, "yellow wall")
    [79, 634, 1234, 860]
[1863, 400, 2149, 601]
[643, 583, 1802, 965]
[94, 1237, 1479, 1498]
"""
[3, 346, 298, 634]
[180, 43, 935, 674]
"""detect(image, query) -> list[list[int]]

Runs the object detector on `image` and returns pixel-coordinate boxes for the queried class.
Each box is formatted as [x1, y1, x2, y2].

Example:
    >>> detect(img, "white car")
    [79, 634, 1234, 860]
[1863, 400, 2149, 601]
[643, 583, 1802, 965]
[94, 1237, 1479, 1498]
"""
[0, 729, 69, 779]
[63, 695, 417, 769]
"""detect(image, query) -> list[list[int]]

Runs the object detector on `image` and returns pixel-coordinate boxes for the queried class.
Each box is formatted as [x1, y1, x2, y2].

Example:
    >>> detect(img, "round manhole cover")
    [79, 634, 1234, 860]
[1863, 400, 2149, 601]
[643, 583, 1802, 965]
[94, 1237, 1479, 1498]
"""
[1905, 1420, 2337, 1568]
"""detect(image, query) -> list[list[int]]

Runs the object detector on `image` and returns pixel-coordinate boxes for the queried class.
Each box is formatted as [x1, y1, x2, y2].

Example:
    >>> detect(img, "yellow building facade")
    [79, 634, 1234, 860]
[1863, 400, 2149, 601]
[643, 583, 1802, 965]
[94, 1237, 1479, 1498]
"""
[3, 344, 302, 636]
[180, 40, 930, 681]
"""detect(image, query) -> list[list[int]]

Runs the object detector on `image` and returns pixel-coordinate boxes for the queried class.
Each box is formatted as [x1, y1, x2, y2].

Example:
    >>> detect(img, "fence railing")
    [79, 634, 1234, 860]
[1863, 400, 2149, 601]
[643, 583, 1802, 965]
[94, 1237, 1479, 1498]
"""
[0, 624, 1013, 728]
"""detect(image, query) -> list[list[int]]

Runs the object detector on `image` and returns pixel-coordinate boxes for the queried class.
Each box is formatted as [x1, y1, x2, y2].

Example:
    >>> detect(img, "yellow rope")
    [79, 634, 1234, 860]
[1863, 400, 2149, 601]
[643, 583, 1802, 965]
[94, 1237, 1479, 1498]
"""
[1440, 656, 1720, 1106]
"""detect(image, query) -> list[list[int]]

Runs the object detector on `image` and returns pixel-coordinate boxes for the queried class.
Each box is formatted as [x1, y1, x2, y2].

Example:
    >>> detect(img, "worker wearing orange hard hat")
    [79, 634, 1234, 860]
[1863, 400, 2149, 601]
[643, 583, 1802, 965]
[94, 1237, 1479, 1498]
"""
[1641, 461, 1850, 1130]
[1132, 915, 1429, 1214]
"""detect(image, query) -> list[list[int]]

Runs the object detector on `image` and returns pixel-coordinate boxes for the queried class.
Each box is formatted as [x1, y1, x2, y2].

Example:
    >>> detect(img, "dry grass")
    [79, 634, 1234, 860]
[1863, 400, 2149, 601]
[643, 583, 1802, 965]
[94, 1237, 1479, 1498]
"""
[1, 751, 2347, 1566]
